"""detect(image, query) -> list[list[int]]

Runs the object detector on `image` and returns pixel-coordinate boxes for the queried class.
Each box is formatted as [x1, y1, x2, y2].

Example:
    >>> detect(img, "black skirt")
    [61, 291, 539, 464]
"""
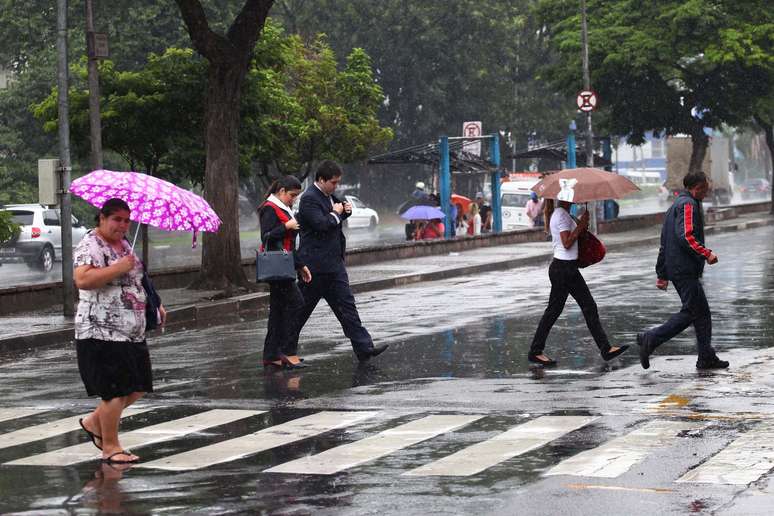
[76, 338, 154, 401]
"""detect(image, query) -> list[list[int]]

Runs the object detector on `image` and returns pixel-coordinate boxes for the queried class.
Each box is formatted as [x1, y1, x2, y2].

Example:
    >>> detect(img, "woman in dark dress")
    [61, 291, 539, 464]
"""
[74, 198, 166, 464]
[259, 175, 311, 368]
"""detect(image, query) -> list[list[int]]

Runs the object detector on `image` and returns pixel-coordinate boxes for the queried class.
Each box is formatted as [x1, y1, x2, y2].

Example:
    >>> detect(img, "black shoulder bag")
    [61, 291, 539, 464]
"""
[141, 266, 162, 331]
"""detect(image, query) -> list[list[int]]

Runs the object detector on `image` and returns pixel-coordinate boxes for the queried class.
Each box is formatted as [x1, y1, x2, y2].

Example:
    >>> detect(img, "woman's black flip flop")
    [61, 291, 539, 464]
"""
[79, 417, 103, 450]
[101, 450, 139, 464]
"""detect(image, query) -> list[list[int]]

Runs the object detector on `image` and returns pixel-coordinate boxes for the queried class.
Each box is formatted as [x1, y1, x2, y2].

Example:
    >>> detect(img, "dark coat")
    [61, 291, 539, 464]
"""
[259, 203, 304, 270]
[296, 184, 351, 273]
[656, 190, 712, 280]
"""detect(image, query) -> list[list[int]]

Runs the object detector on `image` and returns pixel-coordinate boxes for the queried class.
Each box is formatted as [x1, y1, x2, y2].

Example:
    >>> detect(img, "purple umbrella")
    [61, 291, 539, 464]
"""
[70, 169, 221, 247]
[400, 205, 446, 220]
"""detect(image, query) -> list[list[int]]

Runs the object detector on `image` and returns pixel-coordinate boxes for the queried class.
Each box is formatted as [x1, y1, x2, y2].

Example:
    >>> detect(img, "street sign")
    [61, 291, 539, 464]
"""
[576, 90, 598, 112]
[462, 121, 482, 156]
[87, 32, 109, 59]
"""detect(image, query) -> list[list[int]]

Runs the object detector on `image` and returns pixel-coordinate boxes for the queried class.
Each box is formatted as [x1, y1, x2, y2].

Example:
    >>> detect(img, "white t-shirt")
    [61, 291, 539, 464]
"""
[550, 206, 578, 260]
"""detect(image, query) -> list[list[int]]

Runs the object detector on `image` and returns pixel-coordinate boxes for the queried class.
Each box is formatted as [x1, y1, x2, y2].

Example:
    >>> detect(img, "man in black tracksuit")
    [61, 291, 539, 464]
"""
[637, 171, 728, 370]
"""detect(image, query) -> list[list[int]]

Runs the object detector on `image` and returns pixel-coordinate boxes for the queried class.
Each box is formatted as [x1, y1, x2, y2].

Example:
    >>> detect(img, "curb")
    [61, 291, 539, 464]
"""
[2, 216, 771, 353]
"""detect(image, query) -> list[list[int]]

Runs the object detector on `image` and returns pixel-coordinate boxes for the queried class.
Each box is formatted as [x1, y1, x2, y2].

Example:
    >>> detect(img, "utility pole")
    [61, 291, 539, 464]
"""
[580, 0, 597, 232]
[85, 0, 103, 170]
[57, 0, 74, 316]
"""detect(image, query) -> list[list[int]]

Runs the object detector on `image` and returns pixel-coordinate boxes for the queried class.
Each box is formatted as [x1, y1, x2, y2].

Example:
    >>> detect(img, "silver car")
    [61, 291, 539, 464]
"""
[0, 204, 89, 272]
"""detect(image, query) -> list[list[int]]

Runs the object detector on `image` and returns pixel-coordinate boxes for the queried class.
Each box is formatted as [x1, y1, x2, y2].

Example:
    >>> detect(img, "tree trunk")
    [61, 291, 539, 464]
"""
[688, 126, 710, 174]
[764, 123, 774, 214]
[174, 0, 274, 291]
[192, 62, 249, 290]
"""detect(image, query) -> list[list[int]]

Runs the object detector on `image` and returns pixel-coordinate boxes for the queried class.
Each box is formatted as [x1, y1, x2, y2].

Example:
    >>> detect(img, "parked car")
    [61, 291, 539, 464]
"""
[342, 195, 379, 230]
[739, 178, 771, 199]
[500, 179, 541, 230]
[0, 204, 89, 272]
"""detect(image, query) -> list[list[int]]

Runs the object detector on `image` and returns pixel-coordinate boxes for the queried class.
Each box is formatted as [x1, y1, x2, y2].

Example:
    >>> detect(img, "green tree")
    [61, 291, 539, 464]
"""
[538, 0, 773, 172]
[240, 22, 393, 206]
[33, 50, 207, 181]
[0, 210, 20, 244]
[173, 0, 275, 291]
[274, 0, 572, 154]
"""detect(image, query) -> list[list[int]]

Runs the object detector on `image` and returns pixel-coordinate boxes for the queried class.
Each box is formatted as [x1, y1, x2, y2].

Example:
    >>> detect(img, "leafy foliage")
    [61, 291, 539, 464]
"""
[0, 209, 20, 244]
[537, 0, 774, 155]
[273, 0, 573, 152]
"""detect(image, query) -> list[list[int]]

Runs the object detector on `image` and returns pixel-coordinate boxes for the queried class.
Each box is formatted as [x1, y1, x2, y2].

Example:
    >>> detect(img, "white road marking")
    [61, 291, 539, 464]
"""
[545, 420, 703, 478]
[139, 411, 378, 471]
[0, 408, 40, 424]
[264, 414, 482, 475]
[405, 415, 597, 477]
[0, 407, 155, 451]
[5, 409, 261, 466]
[677, 420, 774, 485]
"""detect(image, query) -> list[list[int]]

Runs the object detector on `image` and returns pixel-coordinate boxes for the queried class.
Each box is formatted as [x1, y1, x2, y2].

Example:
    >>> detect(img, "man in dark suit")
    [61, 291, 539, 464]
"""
[291, 160, 388, 362]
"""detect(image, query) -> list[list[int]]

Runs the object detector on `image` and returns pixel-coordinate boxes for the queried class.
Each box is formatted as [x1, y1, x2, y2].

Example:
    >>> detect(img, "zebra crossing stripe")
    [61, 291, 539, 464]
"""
[5, 409, 262, 466]
[264, 414, 483, 475]
[0, 407, 155, 451]
[545, 420, 703, 478]
[139, 411, 378, 471]
[404, 415, 598, 477]
[0, 408, 40, 424]
[677, 420, 774, 485]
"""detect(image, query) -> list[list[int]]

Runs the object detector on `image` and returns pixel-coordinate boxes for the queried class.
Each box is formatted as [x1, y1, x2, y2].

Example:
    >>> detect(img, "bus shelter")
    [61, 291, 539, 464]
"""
[368, 135, 502, 239]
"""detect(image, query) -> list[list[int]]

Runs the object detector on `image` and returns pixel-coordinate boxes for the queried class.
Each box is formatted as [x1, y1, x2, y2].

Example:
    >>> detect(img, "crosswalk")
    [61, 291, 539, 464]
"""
[1, 406, 773, 487]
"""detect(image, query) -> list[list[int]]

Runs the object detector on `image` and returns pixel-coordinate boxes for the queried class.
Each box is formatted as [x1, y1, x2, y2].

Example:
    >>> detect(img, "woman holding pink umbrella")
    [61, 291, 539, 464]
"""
[74, 198, 165, 464]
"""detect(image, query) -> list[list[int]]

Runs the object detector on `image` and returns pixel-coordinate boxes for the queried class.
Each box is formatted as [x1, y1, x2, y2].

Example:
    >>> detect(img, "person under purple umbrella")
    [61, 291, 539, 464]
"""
[74, 198, 166, 464]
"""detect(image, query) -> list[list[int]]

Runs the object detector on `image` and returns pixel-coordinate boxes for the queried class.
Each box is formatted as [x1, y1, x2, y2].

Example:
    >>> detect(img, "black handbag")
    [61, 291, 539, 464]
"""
[141, 268, 162, 331]
[256, 249, 296, 282]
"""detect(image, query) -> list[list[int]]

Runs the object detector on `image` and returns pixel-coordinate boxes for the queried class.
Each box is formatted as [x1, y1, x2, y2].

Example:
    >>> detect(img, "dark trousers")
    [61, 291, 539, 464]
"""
[530, 259, 610, 354]
[293, 269, 373, 354]
[645, 277, 715, 360]
[263, 280, 305, 361]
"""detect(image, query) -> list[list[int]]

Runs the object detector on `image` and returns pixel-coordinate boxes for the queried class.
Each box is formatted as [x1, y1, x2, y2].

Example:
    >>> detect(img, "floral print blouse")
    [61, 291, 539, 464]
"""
[74, 231, 147, 342]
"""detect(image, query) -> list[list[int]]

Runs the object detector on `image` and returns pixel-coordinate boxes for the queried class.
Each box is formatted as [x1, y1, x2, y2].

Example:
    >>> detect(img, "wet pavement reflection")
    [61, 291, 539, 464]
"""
[0, 225, 773, 514]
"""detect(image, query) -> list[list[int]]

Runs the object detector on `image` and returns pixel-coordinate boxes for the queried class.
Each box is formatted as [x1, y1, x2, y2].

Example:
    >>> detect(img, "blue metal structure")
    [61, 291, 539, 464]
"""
[489, 135, 502, 233]
[439, 136, 453, 238]
[567, 121, 577, 169]
[438, 134, 502, 239]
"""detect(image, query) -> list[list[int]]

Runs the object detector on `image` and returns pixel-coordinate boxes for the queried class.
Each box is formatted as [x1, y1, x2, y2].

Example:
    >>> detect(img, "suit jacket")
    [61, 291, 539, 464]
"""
[296, 184, 351, 273]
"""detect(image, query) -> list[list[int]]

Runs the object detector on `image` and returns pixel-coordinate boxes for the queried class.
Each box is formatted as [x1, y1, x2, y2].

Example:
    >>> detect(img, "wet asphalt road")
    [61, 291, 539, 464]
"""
[0, 226, 774, 514]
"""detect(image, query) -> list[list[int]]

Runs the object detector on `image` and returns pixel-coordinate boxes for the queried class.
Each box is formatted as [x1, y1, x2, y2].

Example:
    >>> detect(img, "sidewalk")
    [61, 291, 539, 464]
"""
[2, 212, 772, 352]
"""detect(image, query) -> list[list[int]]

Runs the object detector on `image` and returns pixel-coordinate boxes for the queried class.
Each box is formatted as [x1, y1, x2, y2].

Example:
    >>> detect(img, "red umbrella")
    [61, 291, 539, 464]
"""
[532, 168, 639, 202]
[451, 194, 472, 214]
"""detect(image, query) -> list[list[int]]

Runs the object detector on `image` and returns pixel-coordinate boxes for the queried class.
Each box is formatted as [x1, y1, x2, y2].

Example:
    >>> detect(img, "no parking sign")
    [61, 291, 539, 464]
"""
[576, 90, 598, 112]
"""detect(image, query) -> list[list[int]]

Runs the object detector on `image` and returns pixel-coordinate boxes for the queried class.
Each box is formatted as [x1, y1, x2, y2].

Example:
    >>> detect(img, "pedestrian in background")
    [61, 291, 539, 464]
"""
[291, 160, 389, 362]
[467, 202, 482, 236]
[637, 171, 728, 370]
[528, 198, 628, 366]
[475, 192, 492, 232]
[418, 218, 444, 240]
[258, 175, 312, 369]
[525, 191, 544, 228]
[73, 198, 165, 464]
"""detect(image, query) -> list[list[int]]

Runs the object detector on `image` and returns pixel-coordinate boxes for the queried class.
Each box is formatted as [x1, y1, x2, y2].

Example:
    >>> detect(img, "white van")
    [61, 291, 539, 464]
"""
[500, 179, 540, 230]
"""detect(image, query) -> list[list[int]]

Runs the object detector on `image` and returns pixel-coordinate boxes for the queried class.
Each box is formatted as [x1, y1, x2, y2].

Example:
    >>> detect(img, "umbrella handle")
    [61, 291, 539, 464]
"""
[131, 224, 141, 252]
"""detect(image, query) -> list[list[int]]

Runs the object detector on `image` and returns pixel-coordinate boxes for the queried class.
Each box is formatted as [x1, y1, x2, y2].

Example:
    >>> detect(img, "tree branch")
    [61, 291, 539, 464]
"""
[174, 0, 230, 62]
[227, 0, 275, 56]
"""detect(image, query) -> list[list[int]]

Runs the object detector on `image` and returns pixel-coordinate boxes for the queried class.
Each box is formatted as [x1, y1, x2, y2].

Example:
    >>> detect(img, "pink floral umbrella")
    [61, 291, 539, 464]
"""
[70, 169, 221, 247]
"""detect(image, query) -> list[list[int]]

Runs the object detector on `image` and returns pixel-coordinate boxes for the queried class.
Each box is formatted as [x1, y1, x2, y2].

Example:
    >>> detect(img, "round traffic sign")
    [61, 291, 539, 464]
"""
[576, 90, 598, 112]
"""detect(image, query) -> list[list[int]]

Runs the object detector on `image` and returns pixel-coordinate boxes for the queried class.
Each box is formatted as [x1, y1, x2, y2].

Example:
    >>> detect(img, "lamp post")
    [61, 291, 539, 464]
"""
[56, 0, 74, 316]
[85, 0, 103, 170]
[580, 0, 597, 232]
